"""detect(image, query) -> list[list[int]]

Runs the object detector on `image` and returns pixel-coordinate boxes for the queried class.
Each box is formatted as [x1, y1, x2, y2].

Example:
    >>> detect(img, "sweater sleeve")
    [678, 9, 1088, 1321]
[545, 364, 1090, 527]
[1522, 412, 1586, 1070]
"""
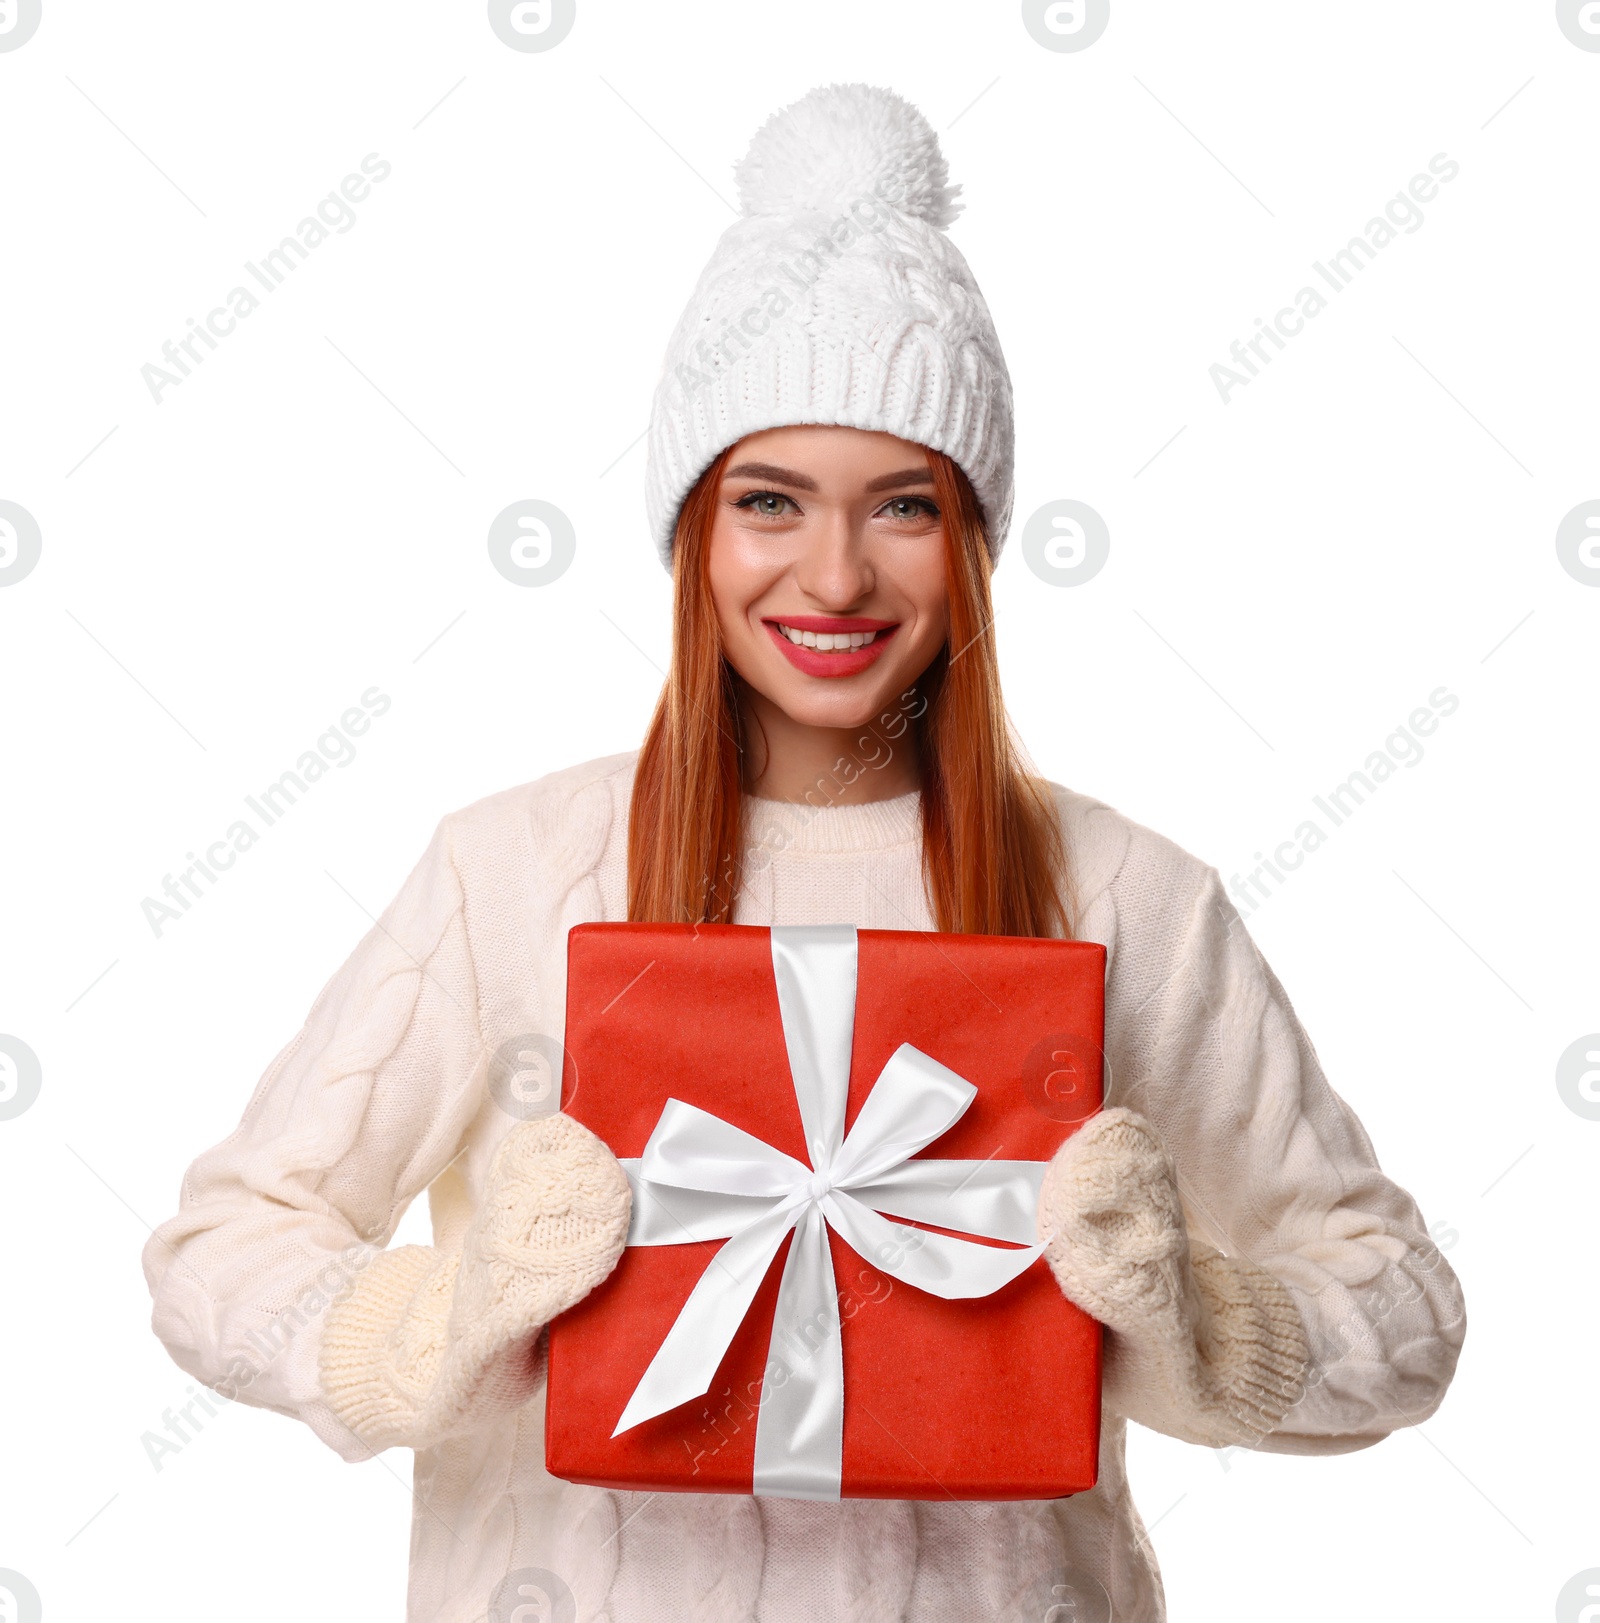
[140, 815, 490, 1463]
[1100, 839, 1467, 1454]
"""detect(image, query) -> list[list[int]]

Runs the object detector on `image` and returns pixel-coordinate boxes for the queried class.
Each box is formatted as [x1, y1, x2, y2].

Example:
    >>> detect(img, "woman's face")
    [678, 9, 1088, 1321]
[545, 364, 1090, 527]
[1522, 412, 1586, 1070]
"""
[707, 424, 951, 732]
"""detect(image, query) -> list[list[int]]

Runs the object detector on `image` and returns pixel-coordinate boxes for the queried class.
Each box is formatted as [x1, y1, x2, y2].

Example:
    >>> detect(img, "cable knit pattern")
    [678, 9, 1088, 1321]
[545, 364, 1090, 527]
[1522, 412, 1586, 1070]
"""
[141, 750, 1466, 1623]
[319, 1113, 631, 1454]
[1037, 1107, 1311, 1450]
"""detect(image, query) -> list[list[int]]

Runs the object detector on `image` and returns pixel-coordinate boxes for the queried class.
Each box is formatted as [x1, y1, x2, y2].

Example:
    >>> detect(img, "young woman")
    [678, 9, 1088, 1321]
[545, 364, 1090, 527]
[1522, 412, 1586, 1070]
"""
[143, 84, 1466, 1623]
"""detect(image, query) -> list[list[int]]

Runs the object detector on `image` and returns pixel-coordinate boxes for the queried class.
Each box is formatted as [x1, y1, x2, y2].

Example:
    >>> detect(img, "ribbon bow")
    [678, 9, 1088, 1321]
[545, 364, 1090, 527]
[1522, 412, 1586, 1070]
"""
[613, 924, 1048, 1500]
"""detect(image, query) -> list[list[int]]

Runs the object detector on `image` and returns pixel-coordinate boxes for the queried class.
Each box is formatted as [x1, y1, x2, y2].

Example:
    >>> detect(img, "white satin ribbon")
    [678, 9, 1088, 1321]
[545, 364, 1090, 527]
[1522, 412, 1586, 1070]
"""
[611, 924, 1047, 1500]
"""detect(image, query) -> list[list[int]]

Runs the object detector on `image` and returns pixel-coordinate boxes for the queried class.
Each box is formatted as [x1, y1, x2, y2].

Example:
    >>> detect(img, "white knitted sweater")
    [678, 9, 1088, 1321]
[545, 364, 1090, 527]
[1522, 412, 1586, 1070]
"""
[142, 749, 1466, 1623]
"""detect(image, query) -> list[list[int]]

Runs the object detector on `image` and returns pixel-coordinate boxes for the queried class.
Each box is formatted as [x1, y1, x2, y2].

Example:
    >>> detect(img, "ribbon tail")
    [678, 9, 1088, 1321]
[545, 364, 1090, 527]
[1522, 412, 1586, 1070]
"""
[751, 1202, 845, 1501]
[845, 1159, 1047, 1246]
[825, 1191, 1045, 1300]
[612, 1201, 798, 1436]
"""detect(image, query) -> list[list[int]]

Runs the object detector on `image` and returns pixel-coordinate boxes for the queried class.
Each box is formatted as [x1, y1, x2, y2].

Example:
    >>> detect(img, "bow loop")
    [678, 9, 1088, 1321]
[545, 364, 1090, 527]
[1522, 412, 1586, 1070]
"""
[639, 1098, 811, 1197]
[829, 1042, 977, 1190]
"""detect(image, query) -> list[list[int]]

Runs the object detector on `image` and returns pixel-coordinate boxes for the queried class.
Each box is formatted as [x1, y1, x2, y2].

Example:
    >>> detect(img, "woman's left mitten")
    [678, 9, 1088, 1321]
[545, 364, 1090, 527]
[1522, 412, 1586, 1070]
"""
[1036, 1106, 1311, 1449]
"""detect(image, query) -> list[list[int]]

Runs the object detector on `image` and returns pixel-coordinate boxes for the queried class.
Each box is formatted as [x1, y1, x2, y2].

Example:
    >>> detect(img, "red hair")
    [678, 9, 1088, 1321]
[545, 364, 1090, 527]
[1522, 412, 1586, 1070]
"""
[627, 444, 1075, 939]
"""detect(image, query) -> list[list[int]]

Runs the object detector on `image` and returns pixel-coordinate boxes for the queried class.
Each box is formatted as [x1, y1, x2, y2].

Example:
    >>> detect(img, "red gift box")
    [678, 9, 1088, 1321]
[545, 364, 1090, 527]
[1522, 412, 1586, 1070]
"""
[545, 920, 1105, 1501]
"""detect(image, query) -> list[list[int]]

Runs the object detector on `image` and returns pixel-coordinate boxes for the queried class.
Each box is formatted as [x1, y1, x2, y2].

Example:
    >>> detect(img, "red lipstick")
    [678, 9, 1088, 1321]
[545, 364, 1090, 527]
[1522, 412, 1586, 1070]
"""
[761, 616, 900, 679]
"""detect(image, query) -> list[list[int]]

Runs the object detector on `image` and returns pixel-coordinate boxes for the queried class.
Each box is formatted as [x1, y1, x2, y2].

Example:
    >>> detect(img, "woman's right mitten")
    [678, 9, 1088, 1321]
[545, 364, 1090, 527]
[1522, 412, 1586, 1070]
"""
[319, 1111, 631, 1453]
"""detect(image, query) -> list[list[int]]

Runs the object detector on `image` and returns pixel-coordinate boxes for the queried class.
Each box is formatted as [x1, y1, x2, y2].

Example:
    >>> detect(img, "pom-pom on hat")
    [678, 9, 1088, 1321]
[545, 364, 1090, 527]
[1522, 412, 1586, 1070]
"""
[643, 83, 1015, 573]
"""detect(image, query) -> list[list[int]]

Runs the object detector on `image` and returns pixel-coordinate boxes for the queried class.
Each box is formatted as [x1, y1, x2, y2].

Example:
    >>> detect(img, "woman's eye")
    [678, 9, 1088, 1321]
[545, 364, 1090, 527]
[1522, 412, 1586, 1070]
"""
[732, 492, 937, 521]
[881, 497, 939, 521]
[736, 491, 795, 518]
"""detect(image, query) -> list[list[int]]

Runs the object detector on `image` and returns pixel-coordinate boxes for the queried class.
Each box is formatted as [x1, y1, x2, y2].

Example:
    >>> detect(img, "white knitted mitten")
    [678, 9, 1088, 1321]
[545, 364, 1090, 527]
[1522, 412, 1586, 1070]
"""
[1036, 1106, 1311, 1449]
[319, 1112, 632, 1453]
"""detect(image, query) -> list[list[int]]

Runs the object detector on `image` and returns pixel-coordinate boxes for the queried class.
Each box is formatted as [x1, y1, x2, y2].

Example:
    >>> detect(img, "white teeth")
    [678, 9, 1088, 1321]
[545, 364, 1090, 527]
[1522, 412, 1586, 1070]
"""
[777, 623, 879, 651]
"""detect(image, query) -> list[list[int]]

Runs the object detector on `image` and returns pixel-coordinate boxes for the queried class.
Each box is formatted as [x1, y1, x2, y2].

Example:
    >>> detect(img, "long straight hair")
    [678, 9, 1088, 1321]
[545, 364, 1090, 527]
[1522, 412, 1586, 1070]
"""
[626, 444, 1075, 939]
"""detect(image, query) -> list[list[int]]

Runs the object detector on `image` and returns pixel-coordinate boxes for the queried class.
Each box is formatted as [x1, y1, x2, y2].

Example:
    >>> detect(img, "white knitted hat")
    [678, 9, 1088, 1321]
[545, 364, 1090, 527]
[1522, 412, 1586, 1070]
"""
[643, 82, 1015, 573]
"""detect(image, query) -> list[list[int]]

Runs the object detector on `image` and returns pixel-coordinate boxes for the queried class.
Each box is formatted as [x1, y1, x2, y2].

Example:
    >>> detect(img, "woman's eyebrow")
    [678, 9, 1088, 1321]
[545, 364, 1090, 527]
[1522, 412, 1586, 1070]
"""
[724, 462, 818, 491]
[722, 462, 935, 493]
[863, 467, 935, 492]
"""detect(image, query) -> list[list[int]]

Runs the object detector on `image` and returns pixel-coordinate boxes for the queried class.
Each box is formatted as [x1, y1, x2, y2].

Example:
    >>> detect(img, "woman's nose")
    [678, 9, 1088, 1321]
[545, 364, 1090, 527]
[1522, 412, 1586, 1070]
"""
[793, 510, 873, 606]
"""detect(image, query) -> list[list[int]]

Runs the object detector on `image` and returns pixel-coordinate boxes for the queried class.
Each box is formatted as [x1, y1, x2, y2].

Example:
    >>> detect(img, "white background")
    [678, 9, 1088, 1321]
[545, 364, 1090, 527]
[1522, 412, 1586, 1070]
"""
[1, 2, 1595, 1619]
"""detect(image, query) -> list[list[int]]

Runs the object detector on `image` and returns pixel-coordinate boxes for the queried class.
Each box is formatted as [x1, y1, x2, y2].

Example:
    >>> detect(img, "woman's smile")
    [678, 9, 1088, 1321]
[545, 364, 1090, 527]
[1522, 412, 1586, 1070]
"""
[761, 614, 901, 678]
